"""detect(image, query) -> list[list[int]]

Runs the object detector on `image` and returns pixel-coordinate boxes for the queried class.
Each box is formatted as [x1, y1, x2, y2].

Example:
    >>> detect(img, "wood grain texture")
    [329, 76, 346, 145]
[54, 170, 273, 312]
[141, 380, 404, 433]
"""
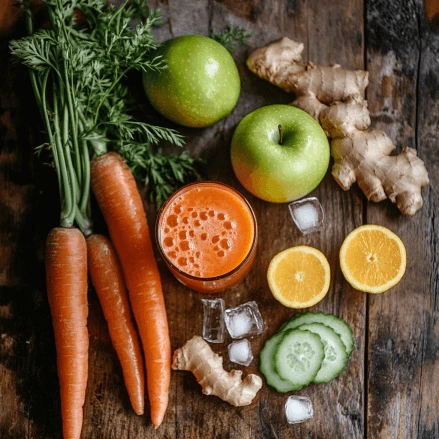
[0, 39, 60, 439]
[0, 0, 437, 438]
[366, 0, 439, 438]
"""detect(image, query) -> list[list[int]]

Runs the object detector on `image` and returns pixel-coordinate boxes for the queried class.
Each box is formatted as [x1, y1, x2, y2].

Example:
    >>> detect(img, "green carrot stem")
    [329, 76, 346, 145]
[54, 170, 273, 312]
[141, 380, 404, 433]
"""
[40, 71, 62, 194]
[23, 0, 33, 35]
[63, 60, 82, 185]
[62, 101, 82, 226]
[52, 90, 74, 226]
[74, 205, 92, 237]
[79, 138, 91, 216]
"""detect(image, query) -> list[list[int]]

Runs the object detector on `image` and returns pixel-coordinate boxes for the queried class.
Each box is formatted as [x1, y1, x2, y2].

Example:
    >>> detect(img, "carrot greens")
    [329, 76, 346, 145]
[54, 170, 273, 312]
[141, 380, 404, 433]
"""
[10, 0, 200, 223]
[210, 26, 252, 54]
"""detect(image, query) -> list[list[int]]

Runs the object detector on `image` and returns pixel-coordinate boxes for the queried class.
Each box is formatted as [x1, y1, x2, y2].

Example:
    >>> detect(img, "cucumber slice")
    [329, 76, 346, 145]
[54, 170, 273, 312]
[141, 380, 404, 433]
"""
[274, 328, 325, 390]
[259, 332, 299, 393]
[298, 323, 348, 383]
[281, 312, 355, 355]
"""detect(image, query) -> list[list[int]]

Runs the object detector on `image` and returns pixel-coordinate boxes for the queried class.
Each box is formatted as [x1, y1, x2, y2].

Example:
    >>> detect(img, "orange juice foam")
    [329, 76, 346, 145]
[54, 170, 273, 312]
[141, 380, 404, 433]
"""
[158, 182, 255, 279]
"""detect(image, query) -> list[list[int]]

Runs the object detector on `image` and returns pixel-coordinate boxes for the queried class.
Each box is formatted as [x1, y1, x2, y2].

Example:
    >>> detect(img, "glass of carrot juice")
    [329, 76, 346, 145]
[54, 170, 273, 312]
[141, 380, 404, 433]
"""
[156, 181, 258, 293]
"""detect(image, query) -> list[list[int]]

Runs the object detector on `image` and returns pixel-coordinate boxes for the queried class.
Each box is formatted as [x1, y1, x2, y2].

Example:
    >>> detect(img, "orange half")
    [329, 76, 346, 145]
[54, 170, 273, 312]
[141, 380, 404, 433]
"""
[267, 246, 330, 308]
[340, 225, 406, 294]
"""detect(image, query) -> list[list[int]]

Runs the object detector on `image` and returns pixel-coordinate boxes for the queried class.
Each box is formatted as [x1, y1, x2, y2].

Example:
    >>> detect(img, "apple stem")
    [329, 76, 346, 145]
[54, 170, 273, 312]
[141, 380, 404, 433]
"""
[278, 124, 283, 145]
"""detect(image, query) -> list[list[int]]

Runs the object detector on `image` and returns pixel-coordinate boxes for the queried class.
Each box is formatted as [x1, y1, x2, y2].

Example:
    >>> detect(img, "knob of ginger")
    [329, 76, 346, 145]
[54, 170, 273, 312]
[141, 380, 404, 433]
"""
[171, 336, 262, 407]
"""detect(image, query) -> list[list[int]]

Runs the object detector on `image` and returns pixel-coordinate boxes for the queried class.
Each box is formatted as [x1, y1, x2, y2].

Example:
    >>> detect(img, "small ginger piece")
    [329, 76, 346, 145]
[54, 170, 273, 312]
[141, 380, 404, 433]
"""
[246, 37, 429, 216]
[171, 336, 262, 407]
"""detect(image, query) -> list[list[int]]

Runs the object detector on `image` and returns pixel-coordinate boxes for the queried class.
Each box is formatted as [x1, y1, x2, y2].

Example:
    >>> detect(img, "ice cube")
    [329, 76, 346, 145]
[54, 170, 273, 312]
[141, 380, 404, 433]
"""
[224, 301, 264, 339]
[202, 298, 225, 343]
[285, 396, 314, 424]
[228, 339, 253, 366]
[288, 197, 324, 235]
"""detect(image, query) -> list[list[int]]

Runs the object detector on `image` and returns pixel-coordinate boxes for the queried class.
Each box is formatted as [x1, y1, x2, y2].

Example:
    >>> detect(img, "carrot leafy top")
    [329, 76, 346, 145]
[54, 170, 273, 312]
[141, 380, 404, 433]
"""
[10, 0, 201, 232]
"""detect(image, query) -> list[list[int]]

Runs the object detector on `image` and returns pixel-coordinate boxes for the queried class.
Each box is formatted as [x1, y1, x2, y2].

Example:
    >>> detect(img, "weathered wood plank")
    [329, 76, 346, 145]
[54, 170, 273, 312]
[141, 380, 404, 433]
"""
[0, 51, 58, 439]
[365, 0, 439, 438]
[416, 15, 439, 438]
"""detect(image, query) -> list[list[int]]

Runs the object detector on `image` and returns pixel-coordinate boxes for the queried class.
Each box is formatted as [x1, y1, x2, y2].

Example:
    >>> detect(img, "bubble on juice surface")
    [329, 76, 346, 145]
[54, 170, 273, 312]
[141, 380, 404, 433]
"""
[174, 205, 182, 214]
[208, 210, 215, 217]
[180, 241, 191, 251]
[212, 235, 220, 244]
[164, 237, 174, 247]
[220, 239, 230, 250]
[191, 211, 198, 218]
[194, 220, 201, 227]
[179, 230, 187, 240]
[217, 250, 225, 257]
[189, 230, 195, 238]
[167, 215, 179, 228]
[168, 251, 177, 259]
[182, 217, 189, 224]
[177, 257, 188, 267]
[201, 233, 207, 241]
[218, 213, 226, 221]
[224, 221, 236, 230]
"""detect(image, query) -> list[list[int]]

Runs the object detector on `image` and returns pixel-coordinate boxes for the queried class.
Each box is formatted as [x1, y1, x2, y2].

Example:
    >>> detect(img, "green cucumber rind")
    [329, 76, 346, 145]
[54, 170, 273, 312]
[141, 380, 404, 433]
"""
[280, 311, 355, 355]
[259, 332, 300, 392]
[297, 322, 348, 384]
[273, 328, 325, 390]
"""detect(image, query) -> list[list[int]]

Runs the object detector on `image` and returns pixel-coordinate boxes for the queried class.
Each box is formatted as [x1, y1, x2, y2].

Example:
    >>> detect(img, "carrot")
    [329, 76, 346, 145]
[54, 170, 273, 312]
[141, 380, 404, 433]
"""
[45, 227, 88, 439]
[90, 151, 171, 428]
[86, 233, 145, 415]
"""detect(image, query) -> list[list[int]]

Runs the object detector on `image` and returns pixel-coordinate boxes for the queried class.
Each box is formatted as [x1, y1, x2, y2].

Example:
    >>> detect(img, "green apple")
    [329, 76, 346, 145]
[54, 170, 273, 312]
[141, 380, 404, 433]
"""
[142, 35, 241, 128]
[231, 105, 330, 203]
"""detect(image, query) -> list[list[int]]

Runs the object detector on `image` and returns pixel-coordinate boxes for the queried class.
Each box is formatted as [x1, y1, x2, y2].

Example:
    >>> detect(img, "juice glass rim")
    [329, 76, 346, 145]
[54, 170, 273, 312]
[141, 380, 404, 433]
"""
[155, 180, 258, 283]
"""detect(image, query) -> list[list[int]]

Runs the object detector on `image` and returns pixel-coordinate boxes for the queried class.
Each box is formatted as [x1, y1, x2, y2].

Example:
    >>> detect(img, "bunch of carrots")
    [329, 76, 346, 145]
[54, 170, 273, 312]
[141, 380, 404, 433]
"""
[9, 0, 201, 437]
[46, 151, 171, 437]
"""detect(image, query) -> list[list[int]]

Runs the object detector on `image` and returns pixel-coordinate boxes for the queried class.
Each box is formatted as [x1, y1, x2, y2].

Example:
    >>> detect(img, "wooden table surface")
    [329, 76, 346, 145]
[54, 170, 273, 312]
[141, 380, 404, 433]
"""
[1, 0, 438, 438]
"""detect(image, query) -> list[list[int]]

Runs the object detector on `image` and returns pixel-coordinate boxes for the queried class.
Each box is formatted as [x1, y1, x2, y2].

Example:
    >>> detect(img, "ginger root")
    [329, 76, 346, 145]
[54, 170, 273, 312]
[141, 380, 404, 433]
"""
[171, 336, 262, 407]
[246, 37, 429, 216]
